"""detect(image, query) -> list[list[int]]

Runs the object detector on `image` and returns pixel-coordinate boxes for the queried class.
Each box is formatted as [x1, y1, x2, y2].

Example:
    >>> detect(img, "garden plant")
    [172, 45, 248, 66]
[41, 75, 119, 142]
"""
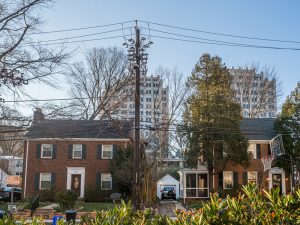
[0, 184, 299, 224]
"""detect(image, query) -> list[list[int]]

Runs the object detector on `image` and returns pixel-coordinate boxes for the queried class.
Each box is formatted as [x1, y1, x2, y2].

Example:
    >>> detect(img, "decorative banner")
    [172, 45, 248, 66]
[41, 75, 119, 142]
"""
[6, 176, 22, 186]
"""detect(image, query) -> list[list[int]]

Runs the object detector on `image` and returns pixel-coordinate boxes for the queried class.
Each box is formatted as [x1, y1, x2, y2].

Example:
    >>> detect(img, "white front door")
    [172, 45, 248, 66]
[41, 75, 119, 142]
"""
[67, 167, 85, 198]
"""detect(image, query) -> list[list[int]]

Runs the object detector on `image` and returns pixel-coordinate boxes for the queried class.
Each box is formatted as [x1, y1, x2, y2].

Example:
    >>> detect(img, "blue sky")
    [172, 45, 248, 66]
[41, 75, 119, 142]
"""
[17, 0, 300, 115]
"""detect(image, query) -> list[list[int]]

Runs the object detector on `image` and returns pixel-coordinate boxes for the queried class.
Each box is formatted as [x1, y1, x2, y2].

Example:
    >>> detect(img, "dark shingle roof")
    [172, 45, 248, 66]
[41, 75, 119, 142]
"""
[25, 120, 132, 139]
[240, 118, 277, 140]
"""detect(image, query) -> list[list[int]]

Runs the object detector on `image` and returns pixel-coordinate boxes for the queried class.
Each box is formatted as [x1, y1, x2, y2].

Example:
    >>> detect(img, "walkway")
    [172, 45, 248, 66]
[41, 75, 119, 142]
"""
[157, 200, 186, 220]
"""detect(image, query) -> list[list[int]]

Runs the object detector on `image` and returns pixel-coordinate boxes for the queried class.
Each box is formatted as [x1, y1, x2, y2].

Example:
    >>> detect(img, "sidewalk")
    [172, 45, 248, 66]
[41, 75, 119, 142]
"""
[157, 200, 186, 220]
[39, 203, 58, 210]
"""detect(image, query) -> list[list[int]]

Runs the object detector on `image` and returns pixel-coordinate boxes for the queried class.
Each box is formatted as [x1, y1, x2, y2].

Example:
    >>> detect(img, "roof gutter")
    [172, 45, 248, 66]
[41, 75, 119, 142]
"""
[26, 138, 132, 142]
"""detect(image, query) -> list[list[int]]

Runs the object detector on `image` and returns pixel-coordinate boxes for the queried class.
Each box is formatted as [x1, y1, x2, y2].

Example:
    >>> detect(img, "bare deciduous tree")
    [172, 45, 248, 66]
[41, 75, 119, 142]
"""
[66, 47, 131, 120]
[0, 0, 67, 98]
[230, 63, 282, 118]
[145, 66, 188, 161]
[139, 66, 188, 203]
[0, 105, 28, 156]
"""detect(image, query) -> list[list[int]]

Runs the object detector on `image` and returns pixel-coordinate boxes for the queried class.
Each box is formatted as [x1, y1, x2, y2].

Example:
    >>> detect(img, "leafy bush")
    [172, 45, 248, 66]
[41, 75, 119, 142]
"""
[2, 185, 299, 224]
[23, 194, 39, 210]
[54, 190, 77, 211]
[84, 187, 110, 202]
[39, 189, 56, 202]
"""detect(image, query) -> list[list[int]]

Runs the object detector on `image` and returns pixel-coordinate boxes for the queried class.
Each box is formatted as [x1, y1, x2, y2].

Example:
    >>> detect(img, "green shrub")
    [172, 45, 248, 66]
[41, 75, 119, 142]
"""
[23, 194, 39, 210]
[54, 190, 77, 211]
[1, 185, 299, 224]
[39, 189, 56, 202]
[84, 187, 102, 202]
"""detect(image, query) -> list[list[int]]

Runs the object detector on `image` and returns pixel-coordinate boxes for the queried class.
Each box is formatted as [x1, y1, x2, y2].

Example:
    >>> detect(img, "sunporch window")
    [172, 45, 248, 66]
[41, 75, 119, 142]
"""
[186, 173, 208, 198]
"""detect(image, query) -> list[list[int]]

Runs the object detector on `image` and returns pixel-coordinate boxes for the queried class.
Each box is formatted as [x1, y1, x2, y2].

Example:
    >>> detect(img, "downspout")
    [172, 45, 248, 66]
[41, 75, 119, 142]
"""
[213, 148, 215, 191]
[24, 139, 29, 198]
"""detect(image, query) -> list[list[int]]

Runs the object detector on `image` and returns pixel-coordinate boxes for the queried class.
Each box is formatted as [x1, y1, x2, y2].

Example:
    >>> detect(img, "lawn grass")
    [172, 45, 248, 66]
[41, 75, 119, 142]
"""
[75, 201, 118, 212]
[0, 202, 25, 211]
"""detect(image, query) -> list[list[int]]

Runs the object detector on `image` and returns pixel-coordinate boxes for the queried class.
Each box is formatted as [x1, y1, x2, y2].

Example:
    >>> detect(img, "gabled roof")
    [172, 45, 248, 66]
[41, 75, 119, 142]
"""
[240, 118, 277, 141]
[25, 119, 132, 140]
[157, 174, 179, 184]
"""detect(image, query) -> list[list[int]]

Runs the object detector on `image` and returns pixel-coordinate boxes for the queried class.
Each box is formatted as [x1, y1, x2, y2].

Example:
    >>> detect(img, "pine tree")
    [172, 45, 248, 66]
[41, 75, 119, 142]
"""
[183, 53, 249, 171]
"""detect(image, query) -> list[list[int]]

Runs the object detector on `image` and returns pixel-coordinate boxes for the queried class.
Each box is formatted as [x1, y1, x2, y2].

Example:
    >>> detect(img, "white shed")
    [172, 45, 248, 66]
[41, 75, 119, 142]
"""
[156, 174, 180, 199]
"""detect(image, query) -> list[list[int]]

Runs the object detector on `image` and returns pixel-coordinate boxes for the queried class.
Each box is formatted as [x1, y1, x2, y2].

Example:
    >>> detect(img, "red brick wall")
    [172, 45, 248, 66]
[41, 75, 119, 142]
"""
[213, 143, 291, 192]
[23, 140, 130, 198]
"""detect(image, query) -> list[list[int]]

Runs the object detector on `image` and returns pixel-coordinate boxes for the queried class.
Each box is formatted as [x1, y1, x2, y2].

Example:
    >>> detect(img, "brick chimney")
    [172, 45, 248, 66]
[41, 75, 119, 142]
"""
[32, 108, 45, 125]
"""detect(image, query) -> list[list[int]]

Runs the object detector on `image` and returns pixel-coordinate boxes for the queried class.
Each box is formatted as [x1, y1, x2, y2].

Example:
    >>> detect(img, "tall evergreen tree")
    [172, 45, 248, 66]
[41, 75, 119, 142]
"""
[275, 82, 300, 186]
[183, 53, 248, 171]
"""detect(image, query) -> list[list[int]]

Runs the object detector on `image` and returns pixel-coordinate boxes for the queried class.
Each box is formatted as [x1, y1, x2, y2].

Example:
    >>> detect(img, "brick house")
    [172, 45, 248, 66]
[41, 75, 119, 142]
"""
[179, 118, 290, 202]
[23, 109, 132, 199]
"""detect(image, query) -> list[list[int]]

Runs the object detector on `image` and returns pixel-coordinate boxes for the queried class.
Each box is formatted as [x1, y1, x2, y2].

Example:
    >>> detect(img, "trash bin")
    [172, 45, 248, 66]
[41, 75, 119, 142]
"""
[52, 215, 64, 225]
[65, 210, 77, 224]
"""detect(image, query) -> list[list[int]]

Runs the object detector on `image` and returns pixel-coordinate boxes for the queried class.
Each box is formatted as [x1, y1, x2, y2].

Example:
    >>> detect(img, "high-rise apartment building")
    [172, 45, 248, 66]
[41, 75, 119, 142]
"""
[112, 75, 169, 160]
[229, 68, 277, 118]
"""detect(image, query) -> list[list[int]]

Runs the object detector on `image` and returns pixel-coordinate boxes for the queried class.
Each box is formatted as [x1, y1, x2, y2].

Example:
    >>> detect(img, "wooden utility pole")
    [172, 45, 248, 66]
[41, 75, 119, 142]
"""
[133, 23, 141, 211]
[123, 20, 152, 211]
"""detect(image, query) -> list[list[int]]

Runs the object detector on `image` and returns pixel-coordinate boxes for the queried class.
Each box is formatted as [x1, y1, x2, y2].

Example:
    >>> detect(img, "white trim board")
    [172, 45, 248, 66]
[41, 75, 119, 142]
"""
[67, 167, 85, 198]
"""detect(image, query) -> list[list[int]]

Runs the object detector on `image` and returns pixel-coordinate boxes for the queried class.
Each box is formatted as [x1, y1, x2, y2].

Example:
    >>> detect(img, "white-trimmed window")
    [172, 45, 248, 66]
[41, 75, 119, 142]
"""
[248, 144, 257, 159]
[223, 171, 233, 189]
[40, 173, 51, 190]
[41, 144, 53, 158]
[248, 171, 257, 184]
[73, 144, 82, 159]
[101, 173, 112, 190]
[102, 145, 113, 159]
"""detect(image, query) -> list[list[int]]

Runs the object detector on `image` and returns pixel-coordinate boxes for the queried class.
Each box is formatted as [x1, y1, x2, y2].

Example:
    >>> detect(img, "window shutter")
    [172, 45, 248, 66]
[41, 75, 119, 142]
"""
[52, 144, 57, 159]
[82, 144, 87, 159]
[242, 172, 248, 185]
[268, 144, 271, 155]
[112, 145, 117, 159]
[96, 172, 101, 189]
[256, 144, 261, 159]
[233, 171, 238, 188]
[218, 172, 223, 189]
[34, 173, 40, 191]
[36, 144, 41, 159]
[97, 145, 102, 160]
[68, 144, 73, 159]
[51, 173, 56, 190]
[112, 174, 117, 190]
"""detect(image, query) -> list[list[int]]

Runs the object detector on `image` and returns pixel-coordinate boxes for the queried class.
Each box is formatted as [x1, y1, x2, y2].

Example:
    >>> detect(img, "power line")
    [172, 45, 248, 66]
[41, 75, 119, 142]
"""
[147, 35, 300, 51]
[29, 20, 135, 35]
[21, 35, 130, 46]
[139, 20, 300, 44]
[22, 27, 134, 45]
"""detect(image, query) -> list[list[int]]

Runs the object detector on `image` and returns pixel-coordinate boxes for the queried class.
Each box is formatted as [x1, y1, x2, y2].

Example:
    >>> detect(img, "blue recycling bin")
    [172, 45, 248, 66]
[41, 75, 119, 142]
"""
[0, 210, 5, 219]
[52, 215, 63, 225]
